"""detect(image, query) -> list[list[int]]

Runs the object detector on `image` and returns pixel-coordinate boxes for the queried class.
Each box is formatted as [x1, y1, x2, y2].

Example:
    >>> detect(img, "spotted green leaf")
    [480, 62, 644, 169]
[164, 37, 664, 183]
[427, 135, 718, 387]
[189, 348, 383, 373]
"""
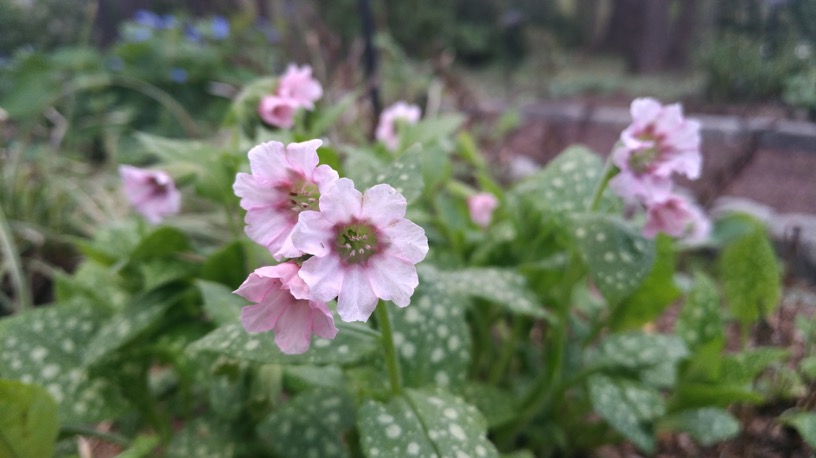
[129, 226, 190, 261]
[196, 280, 243, 326]
[390, 286, 470, 389]
[661, 408, 740, 446]
[84, 288, 182, 366]
[461, 383, 518, 428]
[358, 389, 498, 458]
[166, 417, 236, 458]
[399, 114, 465, 152]
[0, 379, 59, 458]
[511, 145, 618, 215]
[571, 214, 656, 305]
[355, 144, 424, 204]
[187, 323, 379, 366]
[0, 301, 128, 423]
[780, 411, 816, 449]
[676, 271, 724, 349]
[419, 265, 552, 320]
[720, 224, 781, 325]
[586, 332, 688, 372]
[721, 347, 788, 385]
[588, 374, 664, 453]
[257, 388, 355, 457]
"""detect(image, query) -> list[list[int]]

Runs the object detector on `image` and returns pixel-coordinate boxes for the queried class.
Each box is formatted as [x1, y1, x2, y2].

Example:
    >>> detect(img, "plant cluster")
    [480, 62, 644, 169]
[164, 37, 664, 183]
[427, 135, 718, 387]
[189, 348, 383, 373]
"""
[1, 37, 814, 458]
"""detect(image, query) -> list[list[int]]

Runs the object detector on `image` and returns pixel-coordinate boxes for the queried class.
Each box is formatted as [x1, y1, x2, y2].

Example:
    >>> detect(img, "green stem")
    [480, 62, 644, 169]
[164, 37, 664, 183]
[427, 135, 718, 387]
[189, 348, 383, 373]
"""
[375, 301, 403, 395]
[586, 154, 617, 212]
[0, 206, 31, 313]
[488, 316, 525, 385]
[59, 424, 131, 446]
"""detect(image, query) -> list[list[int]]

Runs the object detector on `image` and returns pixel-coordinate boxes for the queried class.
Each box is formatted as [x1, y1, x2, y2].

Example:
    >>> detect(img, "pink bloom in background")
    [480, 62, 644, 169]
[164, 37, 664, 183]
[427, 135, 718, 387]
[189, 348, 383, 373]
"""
[276, 64, 323, 110]
[257, 95, 299, 129]
[376, 101, 421, 151]
[468, 192, 499, 228]
[233, 139, 339, 260]
[236, 262, 337, 355]
[292, 178, 429, 322]
[611, 98, 702, 203]
[119, 165, 181, 224]
[643, 194, 710, 242]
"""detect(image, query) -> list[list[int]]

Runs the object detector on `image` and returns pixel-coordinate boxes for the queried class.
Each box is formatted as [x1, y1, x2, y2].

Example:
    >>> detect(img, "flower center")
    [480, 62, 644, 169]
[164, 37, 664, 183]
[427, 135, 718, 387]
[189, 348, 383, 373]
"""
[286, 178, 319, 214]
[334, 222, 380, 264]
[628, 133, 662, 174]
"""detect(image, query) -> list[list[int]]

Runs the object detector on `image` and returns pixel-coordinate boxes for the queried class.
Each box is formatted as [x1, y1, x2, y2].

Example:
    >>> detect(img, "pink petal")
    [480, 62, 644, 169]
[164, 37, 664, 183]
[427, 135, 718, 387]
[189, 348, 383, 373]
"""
[244, 207, 294, 257]
[284, 139, 322, 176]
[318, 178, 362, 224]
[381, 219, 429, 264]
[313, 164, 340, 193]
[630, 98, 661, 128]
[366, 255, 419, 307]
[273, 300, 314, 354]
[292, 211, 335, 258]
[248, 141, 289, 183]
[233, 173, 281, 210]
[361, 184, 407, 225]
[240, 287, 291, 332]
[299, 254, 345, 303]
[336, 265, 378, 322]
[309, 301, 339, 339]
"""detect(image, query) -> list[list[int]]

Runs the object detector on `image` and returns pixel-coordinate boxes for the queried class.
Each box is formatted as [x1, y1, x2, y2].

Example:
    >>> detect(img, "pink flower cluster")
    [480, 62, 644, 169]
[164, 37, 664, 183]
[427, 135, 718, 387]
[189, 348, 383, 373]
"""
[119, 165, 181, 224]
[233, 140, 429, 354]
[258, 64, 323, 129]
[376, 101, 421, 151]
[610, 98, 710, 243]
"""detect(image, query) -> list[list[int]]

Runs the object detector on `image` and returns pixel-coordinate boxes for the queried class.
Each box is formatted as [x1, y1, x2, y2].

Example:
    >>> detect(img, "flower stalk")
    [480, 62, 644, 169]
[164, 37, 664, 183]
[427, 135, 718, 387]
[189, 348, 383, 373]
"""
[375, 301, 403, 395]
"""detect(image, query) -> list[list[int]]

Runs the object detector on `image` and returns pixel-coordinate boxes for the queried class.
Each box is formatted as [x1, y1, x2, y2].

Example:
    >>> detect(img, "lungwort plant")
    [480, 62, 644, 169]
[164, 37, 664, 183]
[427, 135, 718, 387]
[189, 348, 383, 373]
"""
[0, 62, 796, 457]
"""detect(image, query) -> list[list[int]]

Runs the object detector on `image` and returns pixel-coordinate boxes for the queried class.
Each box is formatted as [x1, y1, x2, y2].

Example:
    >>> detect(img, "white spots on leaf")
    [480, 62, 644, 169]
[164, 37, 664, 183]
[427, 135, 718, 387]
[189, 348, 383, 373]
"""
[575, 227, 587, 238]
[385, 424, 401, 439]
[378, 413, 394, 424]
[435, 371, 450, 386]
[407, 442, 420, 455]
[31, 347, 48, 362]
[401, 342, 416, 358]
[447, 336, 461, 351]
[431, 348, 445, 363]
[443, 408, 458, 420]
[314, 338, 331, 348]
[449, 424, 467, 441]
[604, 252, 616, 262]
[244, 339, 260, 351]
[41, 364, 60, 379]
[337, 344, 350, 354]
[596, 232, 607, 242]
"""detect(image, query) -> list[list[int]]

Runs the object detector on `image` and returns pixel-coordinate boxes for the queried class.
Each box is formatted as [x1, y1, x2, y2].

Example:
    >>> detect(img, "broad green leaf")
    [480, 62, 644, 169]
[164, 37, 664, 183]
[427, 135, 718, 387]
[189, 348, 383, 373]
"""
[196, 280, 243, 326]
[207, 368, 248, 421]
[571, 214, 656, 304]
[53, 261, 128, 310]
[720, 224, 781, 325]
[115, 434, 160, 458]
[588, 374, 663, 453]
[511, 145, 618, 215]
[461, 383, 518, 428]
[284, 365, 345, 390]
[84, 287, 183, 366]
[661, 408, 740, 446]
[0, 379, 59, 458]
[355, 144, 424, 204]
[779, 411, 816, 448]
[166, 417, 236, 458]
[0, 301, 127, 423]
[307, 93, 356, 138]
[75, 222, 141, 266]
[676, 271, 724, 349]
[257, 388, 355, 457]
[138, 258, 197, 290]
[419, 265, 552, 320]
[200, 241, 248, 290]
[610, 235, 679, 330]
[188, 323, 379, 366]
[399, 114, 465, 151]
[134, 132, 215, 164]
[721, 347, 788, 385]
[129, 226, 190, 261]
[586, 332, 688, 371]
[670, 383, 764, 409]
[358, 389, 498, 458]
[390, 286, 470, 389]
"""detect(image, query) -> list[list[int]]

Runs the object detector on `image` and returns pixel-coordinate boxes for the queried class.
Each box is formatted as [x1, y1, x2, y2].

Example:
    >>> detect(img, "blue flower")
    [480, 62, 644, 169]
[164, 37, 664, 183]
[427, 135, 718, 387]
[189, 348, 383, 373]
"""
[126, 25, 153, 42]
[134, 10, 162, 29]
[160, 14, 178, 30]
[211, 16, 230, 40]
[184, 23, 202, 43]
[169, 67, 188, 83]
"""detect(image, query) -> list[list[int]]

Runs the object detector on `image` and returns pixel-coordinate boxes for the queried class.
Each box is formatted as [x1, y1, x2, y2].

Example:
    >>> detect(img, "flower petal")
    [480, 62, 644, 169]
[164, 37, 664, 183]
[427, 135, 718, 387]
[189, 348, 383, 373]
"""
[299, 254, 345, 303]
[318, 178, 362, 224]
[240, 288, 290, 332]
[313, 164, 340, 192]
[309, 301, 339, 340]
[292, 210, 335, 258]
[367, 255, 419, 308]
[233, 173, 280, 209]
[244, 206, 295, 256]
[381, 219, 429, 264]
[336, 265, 378, 322]
[273, 299, 314, 354]
[361, 184, 407, 225]
[284, 139, 322, 176]
[248, 141, 289, 183]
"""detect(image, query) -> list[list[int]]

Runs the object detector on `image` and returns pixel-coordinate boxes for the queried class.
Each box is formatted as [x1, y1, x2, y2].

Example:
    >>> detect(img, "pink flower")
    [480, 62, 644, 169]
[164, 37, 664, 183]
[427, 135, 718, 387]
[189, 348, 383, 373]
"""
[119, 165, 181, 224]
[643, 194, 710, 242]
[276, 64, 323, 110]
[375, 101, 421, 151]
[468, 192, 499, 228]
[258, 95, 299, 129]
[236, 262, 337, 355]
[292, 178, 429, 322]
[610, 98, 702, 203]
[233, 139, 339, 260]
